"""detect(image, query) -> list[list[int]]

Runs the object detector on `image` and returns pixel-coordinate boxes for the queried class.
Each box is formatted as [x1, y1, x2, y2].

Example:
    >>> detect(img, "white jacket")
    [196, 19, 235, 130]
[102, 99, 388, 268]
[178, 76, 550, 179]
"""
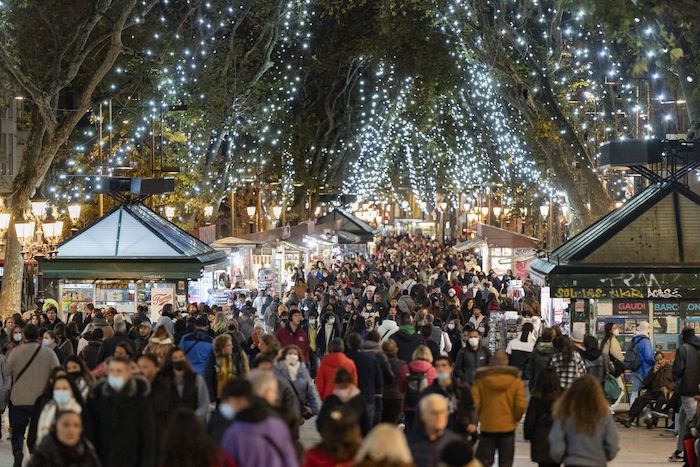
[377, 320, 399, 341]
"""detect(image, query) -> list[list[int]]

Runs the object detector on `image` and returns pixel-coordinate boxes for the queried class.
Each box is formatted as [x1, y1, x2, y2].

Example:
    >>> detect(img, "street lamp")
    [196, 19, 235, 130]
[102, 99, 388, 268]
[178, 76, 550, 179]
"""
[41, 216, 64, 244]
[439, 201, 448, 212]
[272, 205, 283, 219]
[203, 205, 214, 219]
[539, 204, 549, 218]
[164, 206, 176, 221]
[246, 206, 256, 218]
[14, 218, 35, 246]
[68, 203, 82, 224]
[30, 197, 48, 221]
[492, 206, 502, 218]
[480, 206, 489, 217]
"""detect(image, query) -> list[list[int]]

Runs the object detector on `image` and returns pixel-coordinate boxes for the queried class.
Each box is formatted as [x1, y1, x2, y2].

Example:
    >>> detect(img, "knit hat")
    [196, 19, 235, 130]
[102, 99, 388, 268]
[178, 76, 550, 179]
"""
[570, 328, 585, 344]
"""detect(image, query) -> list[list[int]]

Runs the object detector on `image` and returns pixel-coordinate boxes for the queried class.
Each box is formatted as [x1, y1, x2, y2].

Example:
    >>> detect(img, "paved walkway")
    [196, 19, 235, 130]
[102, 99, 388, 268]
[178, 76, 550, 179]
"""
[0, 415, 678, 466]
[301, 418, 678, 466]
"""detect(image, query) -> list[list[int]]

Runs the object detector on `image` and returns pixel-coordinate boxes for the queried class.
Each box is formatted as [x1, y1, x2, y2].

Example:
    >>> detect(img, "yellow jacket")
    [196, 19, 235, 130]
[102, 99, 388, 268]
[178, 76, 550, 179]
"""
[471, 365, 527, 433]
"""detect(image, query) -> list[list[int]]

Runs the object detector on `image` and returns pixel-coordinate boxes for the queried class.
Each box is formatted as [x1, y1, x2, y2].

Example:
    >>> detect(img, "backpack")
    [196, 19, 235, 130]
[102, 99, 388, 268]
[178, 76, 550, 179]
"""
[404, 368, 429, 410]
[623, 337, 643, 371]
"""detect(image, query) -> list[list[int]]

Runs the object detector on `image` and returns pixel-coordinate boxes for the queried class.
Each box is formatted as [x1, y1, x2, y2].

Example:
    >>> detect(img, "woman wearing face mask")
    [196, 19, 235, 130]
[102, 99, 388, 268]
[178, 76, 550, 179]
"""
[316, 311, 341, 356]
[163, 348, 212, 422]
[274, 345, 321, 424]
[30, 376, 87, 451]
[43, 331, 66, 365]
[600, 322, 626, 410]
[27, 410, 100, 467]
[4, 317, 22, 354]
[65, 356, 95, 401]
[445, 318, 463, 362]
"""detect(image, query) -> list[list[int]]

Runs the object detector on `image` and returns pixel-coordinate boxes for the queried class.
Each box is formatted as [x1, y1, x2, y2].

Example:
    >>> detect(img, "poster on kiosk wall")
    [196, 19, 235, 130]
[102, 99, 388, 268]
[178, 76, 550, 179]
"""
[150, 286, 175, 321]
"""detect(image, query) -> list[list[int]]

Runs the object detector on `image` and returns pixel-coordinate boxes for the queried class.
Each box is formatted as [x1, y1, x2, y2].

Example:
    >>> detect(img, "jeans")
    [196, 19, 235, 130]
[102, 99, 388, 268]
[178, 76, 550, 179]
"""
[365, 400, 375, 428]
[9, 404, 32, 455]
[629, 374, 643, 405]
[476, 432, 515, 467]
[677, 396, 697, 452]
[628, 391, 666, 421]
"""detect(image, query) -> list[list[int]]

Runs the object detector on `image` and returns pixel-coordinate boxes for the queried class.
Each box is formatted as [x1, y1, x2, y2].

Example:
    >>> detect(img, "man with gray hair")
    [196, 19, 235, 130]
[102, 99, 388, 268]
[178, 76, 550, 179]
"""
[407, 394, 462, 467]
[95, 313, 136, 364]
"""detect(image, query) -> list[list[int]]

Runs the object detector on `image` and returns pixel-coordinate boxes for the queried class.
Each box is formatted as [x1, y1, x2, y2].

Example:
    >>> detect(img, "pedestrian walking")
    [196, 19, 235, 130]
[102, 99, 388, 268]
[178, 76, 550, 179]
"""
[26, 410, 100, 467]
[524, 367, 562, 467]
[4, 324, 60, 467]
[550, 336, 586, 389]
[302, 405, 361, 467]
[316, 338, 357, 400]
[472, 350, 527, 467]
[548, 375, 620, 466]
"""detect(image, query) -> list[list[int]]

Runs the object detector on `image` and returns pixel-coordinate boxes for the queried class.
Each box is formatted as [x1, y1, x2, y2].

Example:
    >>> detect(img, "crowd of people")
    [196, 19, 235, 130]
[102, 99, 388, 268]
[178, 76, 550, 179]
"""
[0, 233, 695, 466]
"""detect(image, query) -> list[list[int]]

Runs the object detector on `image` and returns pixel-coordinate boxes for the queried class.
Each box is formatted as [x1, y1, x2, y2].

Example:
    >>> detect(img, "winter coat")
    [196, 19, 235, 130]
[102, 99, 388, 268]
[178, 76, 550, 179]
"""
[87, 377, 155, 467]
[317, 387, 370, 436]
[178, 330, 214, 376]
[630, 333, 655, 378]
[526, 341, 555, 389]
[383, 355, 405, 400]
[582, 349, 610, 382]
[406, 427, 462, 467]
[390, 329, 425, 363]
[273, 361, 321, 414]
[221, 399, 299, 467]
[276, 324, 310, 363]
[506, 335, 535, 373]
[420, 380, 476, 435]
[29, 398, 85, 452]
[27, 434, 101, 467]
[315, 319, 342, 356]
[454, 345, 491, 385]
[398, 360, 438, 403]
[376, 319, 399, 342]
[345, 348, 383, 402]
[361, 341, 395, 387]
[549, 415, 619, 466]
[315, 352, 358, 400]
[95, 332, 136, 365]
[524, 396, 558, 464]
[673, 335, 700, 396]
[302, 447, 353, 467]
[79, 340, 102, 370]
[472, 365, 527, 434]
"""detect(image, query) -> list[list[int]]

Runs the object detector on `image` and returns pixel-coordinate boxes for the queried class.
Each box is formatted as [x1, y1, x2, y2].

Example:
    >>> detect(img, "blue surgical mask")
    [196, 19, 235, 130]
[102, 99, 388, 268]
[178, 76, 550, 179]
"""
[42, 338, 51, 348]
[107, 375, 126, 391]
[436, 371, 451, 382]
[219, 402, 235, 420]
[53, 389, 73, 406]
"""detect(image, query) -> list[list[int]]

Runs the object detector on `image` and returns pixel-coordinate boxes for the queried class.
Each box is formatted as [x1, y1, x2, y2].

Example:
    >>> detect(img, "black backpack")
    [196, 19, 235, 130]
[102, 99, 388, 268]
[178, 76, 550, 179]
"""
[404, 368, 429, 409]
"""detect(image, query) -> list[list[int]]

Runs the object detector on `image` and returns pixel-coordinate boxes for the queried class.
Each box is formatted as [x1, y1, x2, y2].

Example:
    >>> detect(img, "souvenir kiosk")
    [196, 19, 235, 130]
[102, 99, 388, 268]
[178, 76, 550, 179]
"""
[530, 139, 700, 353]
[40, 200, 227, 318]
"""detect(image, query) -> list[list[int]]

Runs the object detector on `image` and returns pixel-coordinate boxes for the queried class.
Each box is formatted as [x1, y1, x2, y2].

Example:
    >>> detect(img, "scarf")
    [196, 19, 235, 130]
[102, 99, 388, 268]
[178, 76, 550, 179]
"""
[286, 360, 300, 381]
[400, 325, 416, 335]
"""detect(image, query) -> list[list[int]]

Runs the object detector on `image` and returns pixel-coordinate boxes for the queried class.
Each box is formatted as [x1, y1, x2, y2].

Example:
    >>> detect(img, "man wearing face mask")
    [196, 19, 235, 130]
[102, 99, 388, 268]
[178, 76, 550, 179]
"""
[5, 324, 59, 466]
[420, 356, 477, 438]
[454, 329, 491, 385]
[276, 308, 310, 364]
[87, 356, 155, 467]
[207, 378, 254, 445]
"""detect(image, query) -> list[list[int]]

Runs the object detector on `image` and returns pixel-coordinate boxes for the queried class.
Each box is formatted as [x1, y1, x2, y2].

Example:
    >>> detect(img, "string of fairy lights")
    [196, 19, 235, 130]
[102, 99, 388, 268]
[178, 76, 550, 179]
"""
[31, 0, 694, 227]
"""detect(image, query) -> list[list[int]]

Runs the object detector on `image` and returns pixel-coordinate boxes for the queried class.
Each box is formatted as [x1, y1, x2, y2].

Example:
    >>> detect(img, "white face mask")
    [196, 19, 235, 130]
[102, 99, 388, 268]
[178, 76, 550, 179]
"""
[328, 318, 336, 324]
[309, 318, 316, 326]
[468, 337, 480, 347]
[285, 353, 299, 365]
[447, 323, 455, 330]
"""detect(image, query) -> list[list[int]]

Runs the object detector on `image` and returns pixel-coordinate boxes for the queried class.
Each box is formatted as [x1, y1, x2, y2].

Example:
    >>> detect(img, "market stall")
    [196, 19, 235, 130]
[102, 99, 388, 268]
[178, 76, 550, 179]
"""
[40, 202, 227, 317]
[530, 180, 700, 351]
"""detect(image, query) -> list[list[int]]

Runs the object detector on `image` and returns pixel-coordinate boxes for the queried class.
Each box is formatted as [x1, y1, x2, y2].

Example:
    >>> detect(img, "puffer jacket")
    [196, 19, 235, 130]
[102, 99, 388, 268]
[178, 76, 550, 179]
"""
[673, 335, 700, 396]
[526, 341, 555, 390]
[472, 365, 527, 434]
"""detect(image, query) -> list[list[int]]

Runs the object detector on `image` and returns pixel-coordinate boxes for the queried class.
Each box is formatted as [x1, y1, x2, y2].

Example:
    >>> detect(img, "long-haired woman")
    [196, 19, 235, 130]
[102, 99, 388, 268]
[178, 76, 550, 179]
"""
[162, 348, 211, 422]
[211, 312, 229, 335]
[549, 375, 620, 466]
[524, 367, 562, 467]
[143, 325, 176, 365]
[549, 336, 587, 389]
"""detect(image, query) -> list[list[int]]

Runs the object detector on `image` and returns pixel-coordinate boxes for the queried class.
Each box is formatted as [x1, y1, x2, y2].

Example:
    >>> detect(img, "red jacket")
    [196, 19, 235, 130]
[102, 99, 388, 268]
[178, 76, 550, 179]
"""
[276, 324, 310, 362]
[316, 352, 358, 400]
[303, 448, 354, 467]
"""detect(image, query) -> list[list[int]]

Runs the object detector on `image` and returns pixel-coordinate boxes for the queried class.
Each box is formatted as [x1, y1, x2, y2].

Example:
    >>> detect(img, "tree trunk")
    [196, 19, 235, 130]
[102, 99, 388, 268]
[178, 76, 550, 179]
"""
[0, 227, 23, 314]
